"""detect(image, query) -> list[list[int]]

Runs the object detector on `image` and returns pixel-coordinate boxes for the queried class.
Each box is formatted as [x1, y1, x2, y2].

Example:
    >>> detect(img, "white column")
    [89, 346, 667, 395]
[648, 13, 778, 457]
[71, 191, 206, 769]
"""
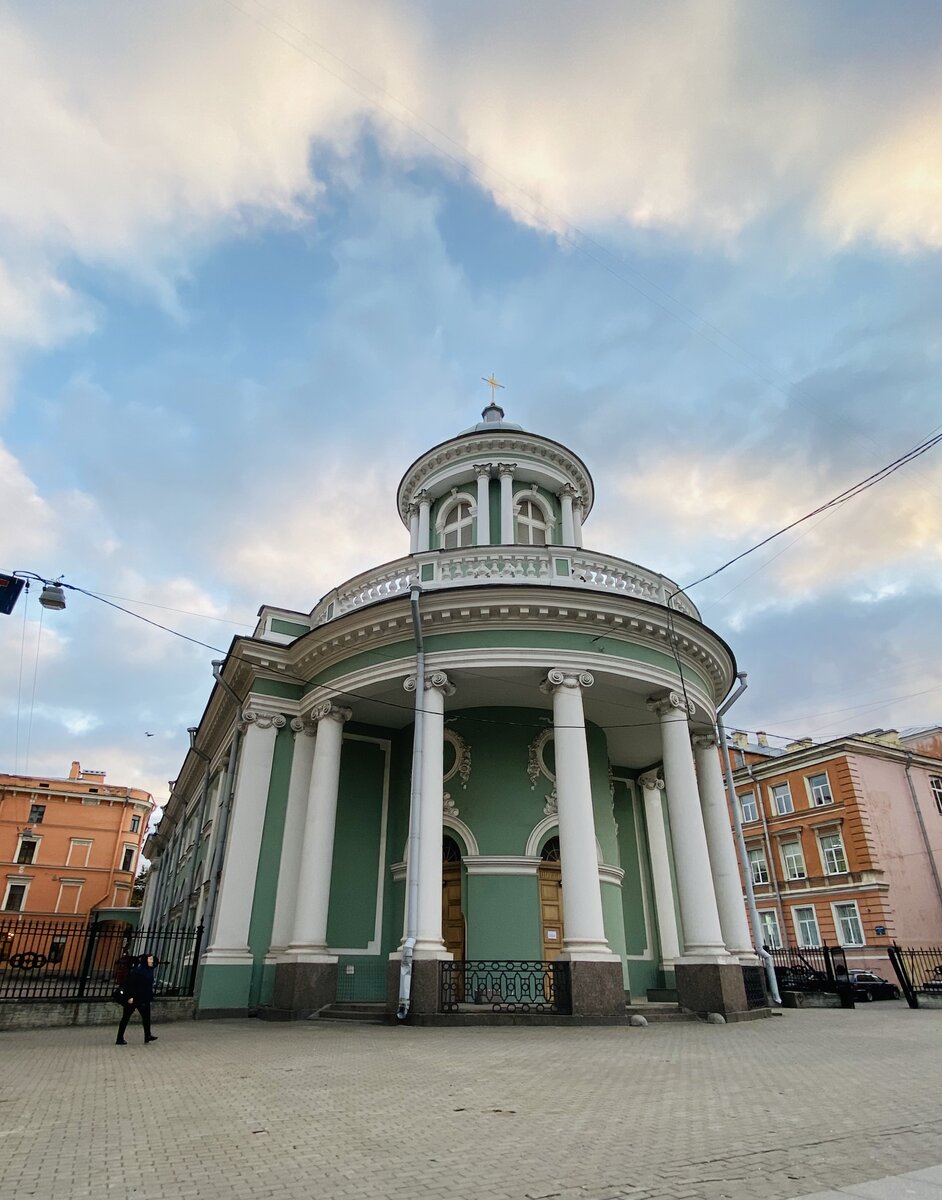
[474, 464, 491, 545]
[638, 771, 681, 963]
[407, 504, 419, 553]
[403, 669, 455, 958]
[572, 499, 584, 548]
[559, 485, 577, 546]
[268, 717, 317, 956]
[541, 668, 614, 958]
[204, 709, 285, 962]
[416, 491, 432, 552]
[648, 692, 728, 959]
[140, 859, 160, 926]
[693, 732, 755, 959]
[287, 702, 351, 958]
[498, 463, 516, 544]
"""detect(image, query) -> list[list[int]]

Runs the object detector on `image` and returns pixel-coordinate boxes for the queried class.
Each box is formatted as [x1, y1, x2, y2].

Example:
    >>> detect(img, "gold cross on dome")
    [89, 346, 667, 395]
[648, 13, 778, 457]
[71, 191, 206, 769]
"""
[482, 373, 504, 402]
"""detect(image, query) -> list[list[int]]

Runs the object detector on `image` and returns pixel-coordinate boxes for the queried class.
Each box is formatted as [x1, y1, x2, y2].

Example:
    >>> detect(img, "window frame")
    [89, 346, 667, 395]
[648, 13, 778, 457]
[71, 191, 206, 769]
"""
[439, 496, 475, 550]
[514, 490, 555, 546]
[2, 880, 29, 912]
[15, 835, 39, 866]
[747, 847, 769, 885]
[759, 909, 782, 950]
[770, 782, 794, 815]
[807, 772, 834, 807]
[818, 831, 848, 876]
[780, 839, 807, 881]
[28, 803, 46, 824]
[831, 900, 865, 947]
[121, 846, 136, 873]
[739, 791, 758, 823]
[130, 815, 141, 834]
[930, 776, 942, 815]
[792, 904, 822, 948]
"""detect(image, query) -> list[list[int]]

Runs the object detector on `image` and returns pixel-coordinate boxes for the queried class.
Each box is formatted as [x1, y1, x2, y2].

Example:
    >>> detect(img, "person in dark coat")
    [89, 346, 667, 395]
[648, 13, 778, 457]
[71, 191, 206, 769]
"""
[116, 953, 158, 1045]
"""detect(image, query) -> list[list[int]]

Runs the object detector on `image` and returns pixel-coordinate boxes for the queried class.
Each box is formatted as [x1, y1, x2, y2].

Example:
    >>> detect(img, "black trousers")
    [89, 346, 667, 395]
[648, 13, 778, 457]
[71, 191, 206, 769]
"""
[117, 1000, 152, 1042]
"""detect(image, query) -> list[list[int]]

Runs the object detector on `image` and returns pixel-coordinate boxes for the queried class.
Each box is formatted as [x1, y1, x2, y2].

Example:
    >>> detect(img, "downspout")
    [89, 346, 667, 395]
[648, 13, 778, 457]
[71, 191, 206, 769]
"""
[746, 762, 787, 945]
[184, 727, 213, 926]
[397, 585, 425, 1020]
[716, 674, 781, 1005]
[904, 753, 942, 918]
[202, 660, 245, 944]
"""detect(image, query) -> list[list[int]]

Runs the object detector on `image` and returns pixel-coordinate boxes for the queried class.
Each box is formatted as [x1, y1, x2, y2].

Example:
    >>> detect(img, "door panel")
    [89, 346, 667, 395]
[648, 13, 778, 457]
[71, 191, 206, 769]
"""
[538, 864, 564, 961]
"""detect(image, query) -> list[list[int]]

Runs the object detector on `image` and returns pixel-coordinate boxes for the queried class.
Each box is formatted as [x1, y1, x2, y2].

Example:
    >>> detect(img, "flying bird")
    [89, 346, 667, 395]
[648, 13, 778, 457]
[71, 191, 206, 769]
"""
[145, 732, 154, 737]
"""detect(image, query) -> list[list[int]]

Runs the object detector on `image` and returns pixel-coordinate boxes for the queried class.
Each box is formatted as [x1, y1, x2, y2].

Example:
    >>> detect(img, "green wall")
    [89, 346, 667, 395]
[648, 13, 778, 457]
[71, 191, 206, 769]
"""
[326, 739, 389, 948]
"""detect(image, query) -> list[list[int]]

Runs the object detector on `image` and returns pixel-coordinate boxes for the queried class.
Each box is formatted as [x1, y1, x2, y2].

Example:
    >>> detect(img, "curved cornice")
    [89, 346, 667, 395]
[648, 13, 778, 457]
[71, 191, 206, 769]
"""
[396, 430, 595, 526]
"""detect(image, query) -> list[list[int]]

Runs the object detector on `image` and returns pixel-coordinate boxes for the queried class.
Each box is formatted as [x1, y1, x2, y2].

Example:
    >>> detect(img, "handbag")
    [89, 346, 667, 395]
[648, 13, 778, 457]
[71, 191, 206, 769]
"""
[111, 986, 127, 1005]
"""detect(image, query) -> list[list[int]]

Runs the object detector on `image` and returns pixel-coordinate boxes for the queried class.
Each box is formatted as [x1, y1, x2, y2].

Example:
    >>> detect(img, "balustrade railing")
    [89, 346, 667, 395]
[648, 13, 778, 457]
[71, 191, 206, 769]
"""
[440, 959, 572, 1014]
[308, 547, 698, 627]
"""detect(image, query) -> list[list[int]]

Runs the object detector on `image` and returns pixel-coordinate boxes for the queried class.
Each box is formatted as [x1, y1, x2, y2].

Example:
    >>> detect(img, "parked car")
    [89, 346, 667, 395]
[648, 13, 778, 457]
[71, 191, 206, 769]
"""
[775, 966, 829, 992]
[845, 970, 900, 1001]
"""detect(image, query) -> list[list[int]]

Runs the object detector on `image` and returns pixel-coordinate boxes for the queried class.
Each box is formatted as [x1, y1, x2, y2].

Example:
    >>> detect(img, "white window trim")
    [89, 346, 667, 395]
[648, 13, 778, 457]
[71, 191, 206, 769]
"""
[770, 781, 794, 815]
[830, 900, 865, 947]
[15, 833, 41, 865]
[67, 839, 93, 868]
[748, 847, 769, 885]
[2, 879, 31, 912]
[758, 908, 782, 950]
[121, 845, 137, 873]
[55, 879, 84, 914]
[435, 491, 477, 540]
[513, 489, 557, 546]
[930, 775, 942, 815]
[739, 791, 758, 823]
[780, 839, 807, 881]
[806, 771, 834, 807]
[790, 903, 822, 948]
[817, 830, 848, 876]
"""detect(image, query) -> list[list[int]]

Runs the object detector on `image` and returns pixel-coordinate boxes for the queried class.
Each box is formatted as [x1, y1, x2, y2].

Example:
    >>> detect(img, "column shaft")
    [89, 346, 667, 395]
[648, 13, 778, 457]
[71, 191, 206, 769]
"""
[639, 774, 681, 962]
[408, 505, 419, 553]
[417, 492, 431, 552]
[268, 720, 317, 954]
[498, 465, 515, 544]
[474, 466, 491, 545]
[412, 672, 453, 957]
[560, 489, 576, 546]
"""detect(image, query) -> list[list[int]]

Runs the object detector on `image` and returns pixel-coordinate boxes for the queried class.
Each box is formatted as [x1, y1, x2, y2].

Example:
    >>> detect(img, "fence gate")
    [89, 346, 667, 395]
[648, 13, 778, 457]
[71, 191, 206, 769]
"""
[888, 944, 942, 1009]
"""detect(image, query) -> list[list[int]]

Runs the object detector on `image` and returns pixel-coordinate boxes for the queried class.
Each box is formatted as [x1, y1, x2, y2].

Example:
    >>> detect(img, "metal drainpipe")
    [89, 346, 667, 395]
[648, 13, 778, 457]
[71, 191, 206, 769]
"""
[397, 585, 425, 1021]
[202, 660, 245, 945]
[183, 728, 213, 927]
[716, 674, 781, 1004]
[747, 763, 788, 945]
[904, 753, 942, 918]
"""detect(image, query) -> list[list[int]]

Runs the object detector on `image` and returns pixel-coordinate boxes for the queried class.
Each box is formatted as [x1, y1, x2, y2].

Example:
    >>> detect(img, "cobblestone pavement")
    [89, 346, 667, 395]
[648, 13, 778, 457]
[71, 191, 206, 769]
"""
[1, 1004, 940, 1200]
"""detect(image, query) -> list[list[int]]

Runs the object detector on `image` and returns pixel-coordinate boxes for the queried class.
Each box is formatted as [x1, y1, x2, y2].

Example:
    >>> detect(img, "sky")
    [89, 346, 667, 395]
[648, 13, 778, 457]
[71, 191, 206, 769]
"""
[3, 0, 941, 810]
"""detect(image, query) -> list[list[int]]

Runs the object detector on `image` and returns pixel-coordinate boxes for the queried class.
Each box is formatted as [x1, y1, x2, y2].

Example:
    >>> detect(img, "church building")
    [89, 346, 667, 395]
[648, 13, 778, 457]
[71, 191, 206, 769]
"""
[143, 401, 760, 1022]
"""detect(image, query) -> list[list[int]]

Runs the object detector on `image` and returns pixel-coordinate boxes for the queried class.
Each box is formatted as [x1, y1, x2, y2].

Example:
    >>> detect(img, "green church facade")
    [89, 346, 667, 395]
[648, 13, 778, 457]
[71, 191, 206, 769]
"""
[144, 404, 760, 1021]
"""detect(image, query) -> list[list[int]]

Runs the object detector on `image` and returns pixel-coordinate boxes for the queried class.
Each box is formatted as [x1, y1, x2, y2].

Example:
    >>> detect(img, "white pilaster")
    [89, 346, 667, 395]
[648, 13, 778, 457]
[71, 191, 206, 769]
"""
[638, 771, 681, 963]
[474, 464, 491, 545]
[559, 484, 577, 546]
[403, 669, 455, 958]
[647, 692, 728, 960]
[204, 708, 285, 963]
[286, 702, 352, 959]
[416, 491, 432, 552]
[268, 717, 317, 957]
[541, 668, 614, 959]
[407, 504, 419, 554]
[498, 463, 516, 544]
[693, 732, 755, 959]
[572, 498, 584, 548]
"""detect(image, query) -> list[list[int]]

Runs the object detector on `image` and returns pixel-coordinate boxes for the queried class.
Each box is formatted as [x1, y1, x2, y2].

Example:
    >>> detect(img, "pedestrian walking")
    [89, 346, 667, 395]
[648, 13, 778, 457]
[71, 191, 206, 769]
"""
[116, 953, 159, 1046]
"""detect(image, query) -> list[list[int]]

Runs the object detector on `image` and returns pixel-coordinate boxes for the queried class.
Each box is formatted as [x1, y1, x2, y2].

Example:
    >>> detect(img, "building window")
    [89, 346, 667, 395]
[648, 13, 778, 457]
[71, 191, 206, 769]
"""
[819, 833, 848, 875]
[793, 905, 821, 948]
[759, 910, 782, 950]
[833, 901, 865, 946]
[748, 848, 769, 885]
[28, 804, 45, 824]
[739, 792, 758, 823]
[780, 840, 806, 880]
[516, 498, 549, 546]
[130, 815, 141, 834]
[2, 882, 28, 912]
[121, 847, 136, 873]
[930, 776, 942, 815]
[67, 839, 93, 868]
[771, 783, 793, 815]
[16, 838, 38, 866]
[441, 500, 473, 549]
[56, 881, 83, 914]
[808, 773, 833, 806]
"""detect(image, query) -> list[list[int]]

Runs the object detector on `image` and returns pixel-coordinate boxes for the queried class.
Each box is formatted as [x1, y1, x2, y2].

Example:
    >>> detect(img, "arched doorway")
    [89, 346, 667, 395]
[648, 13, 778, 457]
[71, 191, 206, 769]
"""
[538, 835, 564, 961]
[442, 835, 465, 961]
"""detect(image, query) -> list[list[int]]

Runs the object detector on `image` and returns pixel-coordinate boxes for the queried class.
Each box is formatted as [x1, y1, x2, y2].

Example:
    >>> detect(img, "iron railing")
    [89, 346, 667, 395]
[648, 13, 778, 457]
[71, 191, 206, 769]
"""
[741, 964, 768, 1009]
[765, 944, 854, 1007]
[440, 960, 572, 1014]
[0, 917, 203, 1002]
[887, 944, 942, 1009]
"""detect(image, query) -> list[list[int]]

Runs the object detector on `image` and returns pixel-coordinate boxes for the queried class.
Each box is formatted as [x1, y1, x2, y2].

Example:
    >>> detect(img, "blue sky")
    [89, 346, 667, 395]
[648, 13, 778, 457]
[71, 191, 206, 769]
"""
[2, 0, 941, 802]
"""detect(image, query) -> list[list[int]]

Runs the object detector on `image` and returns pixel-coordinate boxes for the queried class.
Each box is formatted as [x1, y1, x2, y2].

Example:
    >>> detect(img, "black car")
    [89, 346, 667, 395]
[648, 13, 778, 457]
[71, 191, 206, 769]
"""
[775, 965, 830, 992]
[845, 970, 900, 1001]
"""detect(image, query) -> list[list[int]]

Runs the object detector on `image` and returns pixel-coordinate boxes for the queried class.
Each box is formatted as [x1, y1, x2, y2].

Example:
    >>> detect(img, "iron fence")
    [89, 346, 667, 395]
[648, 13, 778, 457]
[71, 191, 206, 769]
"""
[0, 917, 203, 1002]
[440, 960, 572, 1014]
[765, 944, 854, 1006]
[887, 944, 942, 1009]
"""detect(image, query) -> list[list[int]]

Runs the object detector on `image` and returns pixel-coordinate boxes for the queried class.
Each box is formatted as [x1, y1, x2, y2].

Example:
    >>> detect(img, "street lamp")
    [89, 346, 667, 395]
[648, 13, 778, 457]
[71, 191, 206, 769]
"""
[38, 582, 66, 611]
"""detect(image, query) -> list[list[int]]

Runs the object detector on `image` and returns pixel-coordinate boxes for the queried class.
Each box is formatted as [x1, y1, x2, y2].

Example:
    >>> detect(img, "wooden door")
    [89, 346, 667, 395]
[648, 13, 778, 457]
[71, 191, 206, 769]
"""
[442, 863, 465, 961]
[538, 863, 564, 961]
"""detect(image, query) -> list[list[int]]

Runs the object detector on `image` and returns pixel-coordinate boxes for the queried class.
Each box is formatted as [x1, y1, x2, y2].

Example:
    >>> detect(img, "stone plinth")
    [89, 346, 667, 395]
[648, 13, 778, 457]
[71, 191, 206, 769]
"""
[271, 961, 337, 1019]
[568, 959, 626, 1018]
[674, 961, 749, 1017]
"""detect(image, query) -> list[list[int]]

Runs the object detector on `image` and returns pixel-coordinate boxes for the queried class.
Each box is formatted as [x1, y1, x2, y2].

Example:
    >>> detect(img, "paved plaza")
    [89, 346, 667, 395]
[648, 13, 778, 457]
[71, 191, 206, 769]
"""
[1, 1004, 940, 1200]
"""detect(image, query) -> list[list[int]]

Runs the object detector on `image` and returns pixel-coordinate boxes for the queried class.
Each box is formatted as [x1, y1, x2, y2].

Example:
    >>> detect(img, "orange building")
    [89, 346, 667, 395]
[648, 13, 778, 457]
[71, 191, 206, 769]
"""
[0, 762, 154, 920]
[727, 728, 942, 970]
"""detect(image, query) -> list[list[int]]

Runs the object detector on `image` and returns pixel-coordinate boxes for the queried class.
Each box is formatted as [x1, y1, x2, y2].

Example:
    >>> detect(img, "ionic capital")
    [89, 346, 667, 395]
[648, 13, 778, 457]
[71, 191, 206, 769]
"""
[472, 462, 493, 479]
[692, 731, 720, 751]
[241, 708, 287, 732]
[310, 701, 353, 725]
[646, 691, 694, 719]
[540, 667, 595, 695]
[558, 483, 579, 500]
[403, 670, 456, 698]
[405, 502, 418, 520]
[497, 462, 516, 479]
[638, 771, 665, 793]
[414, 489, 432, 507]
[290, 716, 317, 738]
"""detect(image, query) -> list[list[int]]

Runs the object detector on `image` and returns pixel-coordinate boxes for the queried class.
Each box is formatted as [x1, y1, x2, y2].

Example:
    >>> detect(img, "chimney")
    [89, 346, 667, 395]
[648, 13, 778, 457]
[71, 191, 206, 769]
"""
[730, 732, 748, 749]
[69, 761, 81, 780]
[756, 731, 769, 747]
[786, 738, 814, 751]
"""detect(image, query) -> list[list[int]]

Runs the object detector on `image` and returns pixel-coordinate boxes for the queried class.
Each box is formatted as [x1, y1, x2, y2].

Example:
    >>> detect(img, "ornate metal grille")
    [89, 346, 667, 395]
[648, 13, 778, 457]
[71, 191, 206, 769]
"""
[440, 960, 572, 1014]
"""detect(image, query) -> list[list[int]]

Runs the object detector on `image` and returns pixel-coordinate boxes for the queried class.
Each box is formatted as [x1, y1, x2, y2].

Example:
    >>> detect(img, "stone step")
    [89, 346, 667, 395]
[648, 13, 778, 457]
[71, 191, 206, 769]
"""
[625, 1003, 697, 1024]
[317, 1003, 389, 1025]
